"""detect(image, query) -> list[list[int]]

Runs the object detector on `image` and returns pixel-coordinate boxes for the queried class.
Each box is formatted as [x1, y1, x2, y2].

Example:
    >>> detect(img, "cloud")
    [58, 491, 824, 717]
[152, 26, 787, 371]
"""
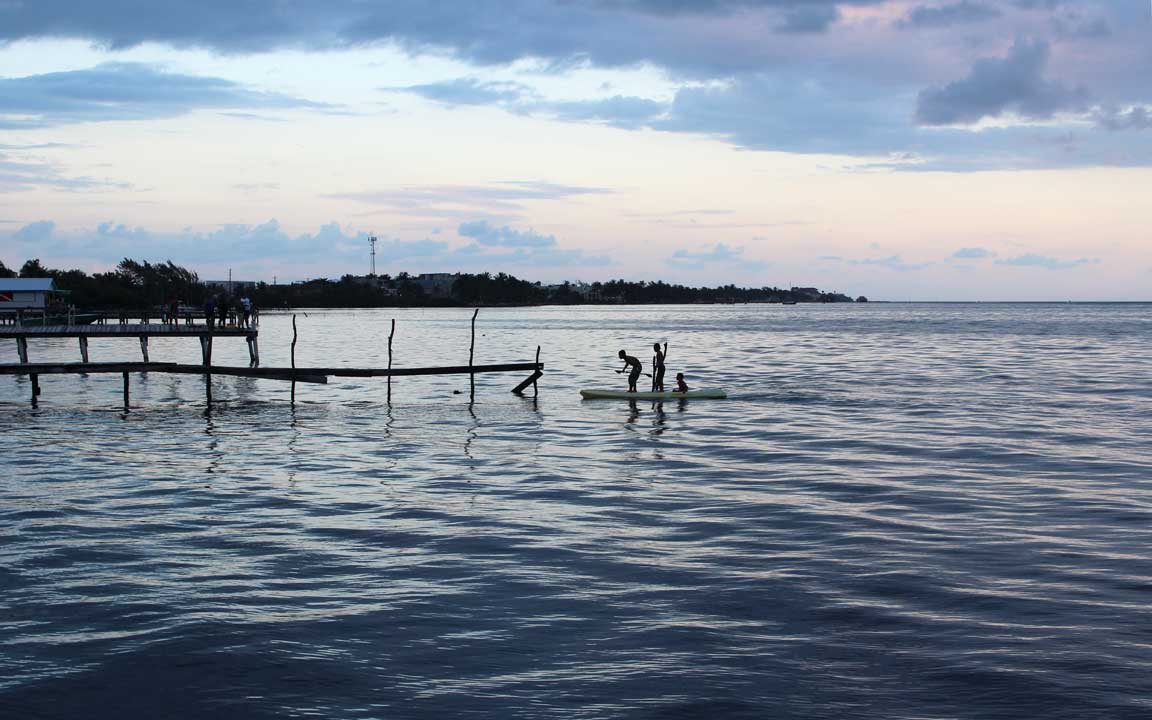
[776, 6, 839, 33]
[0, 148, 131, 193]
[667, 242, 765, 270]
[1094, 106, 1152, 132]
[898, 2, 1001, 29]
[3, 217, 611, 274]
[822, 254, 930, 271]
[0, 62, 329, 129]
[400, 78, 538, 107]
[331, 180, 613, 221]
[952, 246, 996, 259]
[915, 39, 1086, 126]
[14, 220, 56, 242]
[458, 220, 557, 248]
[452, 220, 608, 266]
[995, 253, 1098, 269]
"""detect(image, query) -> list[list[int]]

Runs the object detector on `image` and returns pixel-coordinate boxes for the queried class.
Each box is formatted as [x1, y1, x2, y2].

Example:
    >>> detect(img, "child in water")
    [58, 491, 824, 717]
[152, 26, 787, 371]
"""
[674, 372, 689, 393]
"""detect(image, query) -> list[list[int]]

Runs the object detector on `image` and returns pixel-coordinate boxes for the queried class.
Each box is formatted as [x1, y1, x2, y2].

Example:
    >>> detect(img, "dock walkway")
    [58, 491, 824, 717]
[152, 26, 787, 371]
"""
[1, 323, 259, 366]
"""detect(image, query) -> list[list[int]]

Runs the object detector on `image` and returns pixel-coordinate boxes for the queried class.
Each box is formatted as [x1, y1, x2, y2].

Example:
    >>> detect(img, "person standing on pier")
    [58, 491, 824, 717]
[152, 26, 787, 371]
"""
[204, 295, 216, 329]
[618, 349, 643, 393]
[217, 295, 229, 328]
[240, 296, 252, 328]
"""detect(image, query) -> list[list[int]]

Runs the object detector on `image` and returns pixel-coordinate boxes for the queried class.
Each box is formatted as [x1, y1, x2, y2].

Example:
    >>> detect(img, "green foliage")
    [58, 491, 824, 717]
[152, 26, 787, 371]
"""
[0, 260, 16, 278]
[5, 258, 855, 309]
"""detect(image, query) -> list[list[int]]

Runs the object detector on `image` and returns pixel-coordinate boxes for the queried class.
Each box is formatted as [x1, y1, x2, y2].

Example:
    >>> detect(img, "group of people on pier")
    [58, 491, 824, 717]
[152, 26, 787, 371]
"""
[617, 343, 689, 394]
[202, 294, 258, 329]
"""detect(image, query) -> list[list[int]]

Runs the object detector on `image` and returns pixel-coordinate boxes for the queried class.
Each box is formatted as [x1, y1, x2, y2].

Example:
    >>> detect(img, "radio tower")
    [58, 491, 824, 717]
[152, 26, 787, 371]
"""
[368, 235, 378, 276]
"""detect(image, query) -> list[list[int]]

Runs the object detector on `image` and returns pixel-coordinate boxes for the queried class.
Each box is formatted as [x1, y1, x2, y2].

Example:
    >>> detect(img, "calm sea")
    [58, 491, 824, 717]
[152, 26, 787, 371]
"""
[2, 304, 1150, 719]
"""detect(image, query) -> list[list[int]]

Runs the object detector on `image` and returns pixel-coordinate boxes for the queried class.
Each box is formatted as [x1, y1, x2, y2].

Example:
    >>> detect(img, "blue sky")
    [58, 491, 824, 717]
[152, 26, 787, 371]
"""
[1, 0, 1150, 299]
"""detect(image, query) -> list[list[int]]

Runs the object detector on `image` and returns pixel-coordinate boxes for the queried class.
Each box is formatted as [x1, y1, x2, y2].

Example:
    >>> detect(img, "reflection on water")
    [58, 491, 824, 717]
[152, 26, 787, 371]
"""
[1, 304, 1151, 719]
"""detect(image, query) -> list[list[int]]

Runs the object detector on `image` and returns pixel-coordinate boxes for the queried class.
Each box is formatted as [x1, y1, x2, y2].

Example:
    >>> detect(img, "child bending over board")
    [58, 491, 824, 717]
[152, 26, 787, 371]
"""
[618, 350, 643, 393]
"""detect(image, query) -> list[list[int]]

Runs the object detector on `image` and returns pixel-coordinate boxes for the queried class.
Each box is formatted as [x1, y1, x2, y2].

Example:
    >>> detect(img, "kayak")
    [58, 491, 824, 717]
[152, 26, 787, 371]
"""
[580, 388, 727, 400]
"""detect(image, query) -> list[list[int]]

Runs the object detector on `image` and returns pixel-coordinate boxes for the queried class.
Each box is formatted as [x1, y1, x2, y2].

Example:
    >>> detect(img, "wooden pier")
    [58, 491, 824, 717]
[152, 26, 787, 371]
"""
[0, 323, 260, 366]
[1, 312, 543, 408]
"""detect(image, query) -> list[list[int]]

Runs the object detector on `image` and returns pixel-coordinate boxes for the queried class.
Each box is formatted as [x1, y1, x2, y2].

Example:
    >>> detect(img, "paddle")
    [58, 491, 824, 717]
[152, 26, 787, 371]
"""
[615, 369, 652, 377]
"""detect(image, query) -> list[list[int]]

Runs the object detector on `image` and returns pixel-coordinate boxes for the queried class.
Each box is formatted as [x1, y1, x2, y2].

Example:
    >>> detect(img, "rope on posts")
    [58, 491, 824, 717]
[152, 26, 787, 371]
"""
[291, 314, 298, 404]
[387, 318, 395, 403]
[469, 308, 478, 401]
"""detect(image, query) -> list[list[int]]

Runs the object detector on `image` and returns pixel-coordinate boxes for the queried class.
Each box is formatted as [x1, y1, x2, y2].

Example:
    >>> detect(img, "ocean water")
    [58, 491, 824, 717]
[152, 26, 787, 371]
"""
[1, 303, 1150, 719]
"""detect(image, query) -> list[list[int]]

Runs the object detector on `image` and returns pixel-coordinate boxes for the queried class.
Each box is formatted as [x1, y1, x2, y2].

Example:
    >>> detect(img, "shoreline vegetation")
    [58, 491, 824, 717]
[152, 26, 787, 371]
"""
[1, 258, 865, 310]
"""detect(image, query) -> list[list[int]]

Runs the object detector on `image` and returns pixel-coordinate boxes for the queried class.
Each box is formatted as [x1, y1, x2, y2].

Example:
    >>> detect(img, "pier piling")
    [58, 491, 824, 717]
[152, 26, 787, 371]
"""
[387, 318, 395, 403]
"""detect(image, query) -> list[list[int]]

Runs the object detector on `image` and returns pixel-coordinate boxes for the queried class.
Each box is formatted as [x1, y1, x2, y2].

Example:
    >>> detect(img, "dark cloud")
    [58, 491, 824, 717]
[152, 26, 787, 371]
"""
[916, 39, 1086, 126]
[0, 0, 885, 77]
[775, 5, 839, 33]
[1094, 105, 1152, 131]
[0, 62, 329, 129]
[898, 1, 1001, 29]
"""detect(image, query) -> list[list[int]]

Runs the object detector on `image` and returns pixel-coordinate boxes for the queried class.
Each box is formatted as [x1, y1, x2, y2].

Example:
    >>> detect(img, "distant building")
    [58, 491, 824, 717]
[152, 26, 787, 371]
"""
[203, 279, 257, 292]
[416, 273, 458, 299]
[346, 275, 398, 296]
[0, 278, 59, 312]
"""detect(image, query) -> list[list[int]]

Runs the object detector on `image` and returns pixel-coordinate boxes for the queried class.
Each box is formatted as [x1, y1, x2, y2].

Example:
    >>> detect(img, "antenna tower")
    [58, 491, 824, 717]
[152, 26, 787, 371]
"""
[369, 235, 378, 276]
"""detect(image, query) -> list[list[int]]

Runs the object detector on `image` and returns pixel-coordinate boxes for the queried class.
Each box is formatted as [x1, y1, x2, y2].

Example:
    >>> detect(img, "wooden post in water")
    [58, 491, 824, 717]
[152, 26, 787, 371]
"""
[387, 318, 395, 403]
[290, 314, 298, 404]
[122, 371, 129, 408]
[534, 345, 541, 397]
[16, 337, 28, 364]
[79, 337, 89, 363]
[469, 308, 479, 401]
[139, 336, 150, 363]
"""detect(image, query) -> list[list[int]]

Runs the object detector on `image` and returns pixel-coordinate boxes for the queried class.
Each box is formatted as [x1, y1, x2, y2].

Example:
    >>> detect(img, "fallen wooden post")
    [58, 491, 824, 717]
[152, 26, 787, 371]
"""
[511, 370, 543, 395]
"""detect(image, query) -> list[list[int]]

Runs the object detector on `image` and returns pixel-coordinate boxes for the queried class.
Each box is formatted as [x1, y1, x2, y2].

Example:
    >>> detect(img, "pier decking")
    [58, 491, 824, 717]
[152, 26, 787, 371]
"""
[0, 323, 260, 366]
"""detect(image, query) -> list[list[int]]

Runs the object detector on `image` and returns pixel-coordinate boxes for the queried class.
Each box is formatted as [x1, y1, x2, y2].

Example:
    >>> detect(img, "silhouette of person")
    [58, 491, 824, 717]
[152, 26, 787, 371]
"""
[618, 349, 642, 393]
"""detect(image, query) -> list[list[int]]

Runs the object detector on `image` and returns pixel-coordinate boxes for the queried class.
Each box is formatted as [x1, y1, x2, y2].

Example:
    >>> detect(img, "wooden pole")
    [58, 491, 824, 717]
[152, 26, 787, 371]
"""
[79, 337, 89, 363]
[291, 314, 298, 404]
[469, 308, 478, 401]
[534, 345, 541, 397]
[139, 336, 150, 363]
[387, 318, 395, 403]
[122, 371, 129, 408]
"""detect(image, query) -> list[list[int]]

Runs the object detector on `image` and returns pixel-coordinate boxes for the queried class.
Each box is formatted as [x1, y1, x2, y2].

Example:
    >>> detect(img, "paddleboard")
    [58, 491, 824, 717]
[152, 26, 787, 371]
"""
[579, 388, 727, 400]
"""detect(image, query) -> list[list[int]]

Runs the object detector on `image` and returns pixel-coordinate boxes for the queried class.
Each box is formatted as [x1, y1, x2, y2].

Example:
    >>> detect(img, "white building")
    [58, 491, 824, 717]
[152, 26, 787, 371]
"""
[0, 278, 58, 312]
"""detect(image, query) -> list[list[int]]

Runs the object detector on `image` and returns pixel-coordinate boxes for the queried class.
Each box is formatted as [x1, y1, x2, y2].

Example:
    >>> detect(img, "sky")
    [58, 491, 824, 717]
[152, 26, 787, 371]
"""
[0, 0, 1149, 300]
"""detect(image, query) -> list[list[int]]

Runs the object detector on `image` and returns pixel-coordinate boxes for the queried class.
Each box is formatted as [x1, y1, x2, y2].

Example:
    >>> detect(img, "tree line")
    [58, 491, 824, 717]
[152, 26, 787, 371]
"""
[0, 258, 862, 309]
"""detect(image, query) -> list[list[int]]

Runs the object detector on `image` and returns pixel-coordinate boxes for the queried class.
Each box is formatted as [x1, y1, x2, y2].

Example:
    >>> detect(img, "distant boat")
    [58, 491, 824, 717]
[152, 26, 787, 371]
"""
[782, 300, 798, 305]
